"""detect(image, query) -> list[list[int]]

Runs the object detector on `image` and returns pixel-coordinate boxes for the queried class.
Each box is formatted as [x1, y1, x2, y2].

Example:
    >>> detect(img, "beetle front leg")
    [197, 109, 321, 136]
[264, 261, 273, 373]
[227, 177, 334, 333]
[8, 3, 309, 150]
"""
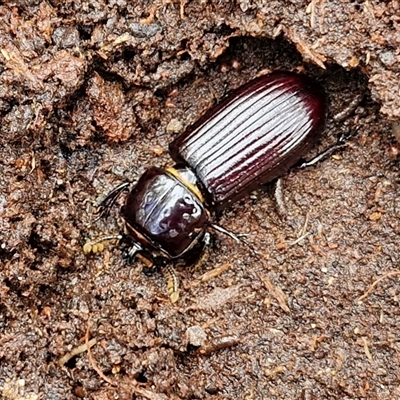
[92, 182, 130, 222]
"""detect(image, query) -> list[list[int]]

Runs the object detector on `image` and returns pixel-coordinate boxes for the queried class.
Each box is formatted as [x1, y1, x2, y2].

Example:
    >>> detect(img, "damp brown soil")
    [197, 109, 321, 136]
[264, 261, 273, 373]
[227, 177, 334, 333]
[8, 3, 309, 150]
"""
[0, 2, 400, 400]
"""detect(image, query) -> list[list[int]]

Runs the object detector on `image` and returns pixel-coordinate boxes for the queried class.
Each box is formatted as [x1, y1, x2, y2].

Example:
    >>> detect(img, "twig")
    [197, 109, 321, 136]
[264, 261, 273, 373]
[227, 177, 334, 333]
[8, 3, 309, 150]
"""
[133, 387, 169, 400]
[199, 335, 241, 355]
[198, 263, 231, 282]
[358, 270, 400, 302]
[290, 232, 311, 246]
[180, 0, 187, 19]
[85, 321, 116, 386]
[58, 338, 97, 367]
[298, 212, 310, 238]
[260, 274, 290, 313]
[361, 336, 375, 365]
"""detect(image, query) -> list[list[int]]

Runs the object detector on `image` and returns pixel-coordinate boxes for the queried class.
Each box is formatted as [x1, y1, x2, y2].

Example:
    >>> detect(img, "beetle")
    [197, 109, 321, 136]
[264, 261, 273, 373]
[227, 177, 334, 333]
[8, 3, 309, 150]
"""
[84, 71, 327, 301]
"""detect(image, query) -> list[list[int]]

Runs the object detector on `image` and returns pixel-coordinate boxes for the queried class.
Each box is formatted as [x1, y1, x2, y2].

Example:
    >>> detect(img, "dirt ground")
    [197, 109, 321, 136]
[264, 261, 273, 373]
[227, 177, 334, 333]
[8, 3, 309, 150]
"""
[0, 1, 400, 399]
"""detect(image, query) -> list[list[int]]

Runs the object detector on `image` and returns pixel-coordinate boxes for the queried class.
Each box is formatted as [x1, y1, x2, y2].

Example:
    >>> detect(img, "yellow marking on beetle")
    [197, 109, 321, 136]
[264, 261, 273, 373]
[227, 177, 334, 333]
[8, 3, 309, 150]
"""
[136, 253, 154, 268]
[165, 166, 204, 202]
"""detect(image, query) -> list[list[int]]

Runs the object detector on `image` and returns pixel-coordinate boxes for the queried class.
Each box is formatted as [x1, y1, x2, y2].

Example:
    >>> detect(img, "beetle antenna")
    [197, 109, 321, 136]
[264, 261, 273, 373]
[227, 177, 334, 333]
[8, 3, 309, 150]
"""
[83, 234, 124, 255]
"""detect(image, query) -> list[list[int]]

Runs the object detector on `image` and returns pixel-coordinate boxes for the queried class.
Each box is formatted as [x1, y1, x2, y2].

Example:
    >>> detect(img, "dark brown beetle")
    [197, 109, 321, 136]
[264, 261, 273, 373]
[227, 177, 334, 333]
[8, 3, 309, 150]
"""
[84, 71, 327, 301]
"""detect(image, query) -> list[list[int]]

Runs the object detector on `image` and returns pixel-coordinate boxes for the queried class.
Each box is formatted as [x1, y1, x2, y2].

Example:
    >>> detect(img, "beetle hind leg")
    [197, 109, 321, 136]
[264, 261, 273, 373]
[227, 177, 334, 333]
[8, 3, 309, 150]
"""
[297, 125, 360, 169]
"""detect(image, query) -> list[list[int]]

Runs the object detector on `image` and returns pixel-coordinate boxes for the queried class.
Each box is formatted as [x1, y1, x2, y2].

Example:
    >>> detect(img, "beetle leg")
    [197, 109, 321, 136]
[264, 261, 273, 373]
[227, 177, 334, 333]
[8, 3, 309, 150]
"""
[92, 182, 130, 222]
[83, 234, 124, 254]
[300, 92, 363, 169]
[190, 232, 212, 272]
[165, 265, 180, 303]
[126, 242, 143, 262]
[297, 126, 360, 169]
[202, 232, 212, 248]
[297, 143, 342, 169]
[210, 224, 258, 256]
[332, 93, 364, 123]
[297, 92, 363, 170]
[210, 224, 246, 243]
[273, 178, 287, 217]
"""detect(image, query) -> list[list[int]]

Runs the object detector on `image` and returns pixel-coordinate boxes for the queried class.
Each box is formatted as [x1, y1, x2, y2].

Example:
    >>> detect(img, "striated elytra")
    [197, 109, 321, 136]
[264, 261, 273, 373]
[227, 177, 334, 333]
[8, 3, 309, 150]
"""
[170, 72, 326, 209]
[85, 71, 327, 276]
